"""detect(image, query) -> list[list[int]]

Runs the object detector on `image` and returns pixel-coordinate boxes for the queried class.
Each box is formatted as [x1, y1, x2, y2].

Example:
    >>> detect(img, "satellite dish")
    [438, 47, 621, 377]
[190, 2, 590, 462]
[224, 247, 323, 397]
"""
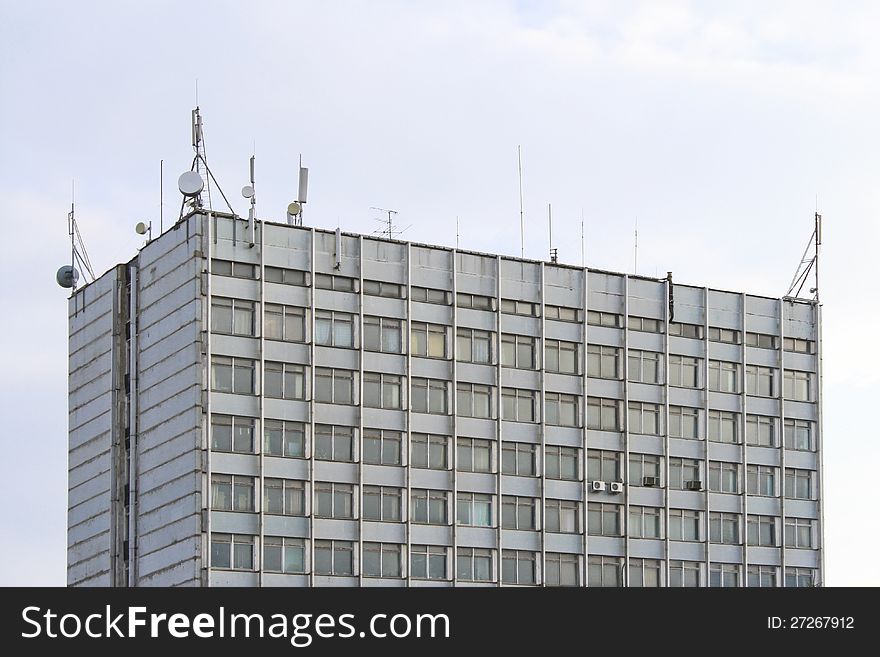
[242, 185, 255, 199]
[135, 222, 148, 235]
[178, 171, 204, 197]
[56, 265, 80, 289]
[287, 201, 302, 216]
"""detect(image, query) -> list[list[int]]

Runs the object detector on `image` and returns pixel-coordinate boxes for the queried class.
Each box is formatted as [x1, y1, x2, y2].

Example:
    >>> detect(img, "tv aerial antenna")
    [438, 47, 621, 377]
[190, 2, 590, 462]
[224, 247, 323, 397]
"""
[370, 206, 410, 239]
[786, 211, 822, 301]
[56, 181, 96, 291]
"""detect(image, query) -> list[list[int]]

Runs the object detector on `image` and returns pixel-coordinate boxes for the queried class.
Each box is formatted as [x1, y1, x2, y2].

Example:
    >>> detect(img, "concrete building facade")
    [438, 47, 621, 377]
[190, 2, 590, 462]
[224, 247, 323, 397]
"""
[67, 210, 823, 587]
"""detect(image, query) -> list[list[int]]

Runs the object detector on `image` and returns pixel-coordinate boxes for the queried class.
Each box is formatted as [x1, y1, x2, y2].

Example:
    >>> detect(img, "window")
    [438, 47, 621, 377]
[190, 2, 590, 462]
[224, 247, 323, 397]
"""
[211, 474, 254, 512]
[586, 397, 621, 431]
[669, 457, 701, 490]
[456, 383, 493, 418]
[211, 414, 254, 453]
[669, 355, 701, 388]
[669, 509, 701, 541]
[546, 393, 579, 427]
[588, 503, 622, 536]
[748, 565, 777, 588]
[785, 468, 813, 499]
[315, 310, 355, 348]
[587, 449, 620, 482]
[669, 322, 703, 339]
[628, 402, 662, 435]
[363, 316, 402, 353]
[501, 298, 539, 317]
[264, 361, 305, 400]
[545, 339, 578, 374]
[502, 550, 537, 585]
[411, 434, 449, 470]
[709, 360, 740, 393]
[456, 292, 495, 311]
[785, 567, 817, 587]
[211, 297, 255, 336]
[264, 304, 306, 342]
[709, 512, 741, 544]
[546, 445, 579, 480]
[314, 482, 355, 519]
[314, 273, 357, 292]
[363, 372, 402, 409]
[411, 322, 447, 358]
[628, 350, 661, 383]
[747, 514, 777, 547]
[709, 327, 740, 344]
[315, 368, 355, 405]
[457, 437, 493, 473]
[588, 556, 623, 587]
[501, 495, 538, 530]
[545, 499, 580, 533]
[263, 536, 305, 574]
[546, 553, 579, 586]
[784, 419, 814, 451]
[212, 258, 256, 279]
[211, 356, 255, 394]
[629, 558, 662, 587]
[628, 316, 663, 333]
[629, 506, 663, 539]
[411, 489, 448, 524]
[411, 545, 447, 580]
[411, 286, 449, 305]
[709, 461, 740, 494]
[710, 563, 741, 587]
[708, 410, 739, 444]
[669, 406, 700, 440]
[746, 365, 776, 397]
[363, 486, 402, 522]
[363, 279, 404, 299]
[586, 344, 619, 379]
[746, 415, 777, 447]
[456, 328, 493, 364]
[314, 425, 355, 462]
[457, 548, 494, 582]
[747, 464, 777, 497]
[363, 543, 402, 578]
[211, 533, 254, 570]
[670, 560, 702, 587]
[264, 419, 306, 458]
[784, 337, 814, 354]
[587, 310, 621, 328]
[457, 492, 493, 527]
[411, 378, 449, 415]
[746, 332, 777, 349]
[363, 429, 402, 465]
[501, 441, 537, 476]
[501, 388, 538, 423]
[263, 478, 306, 516]
[264, 265, 307, 286]
[314, 540, 353, 576]
[501, 334, 537, 369]
[784, 370, 813, 401]
[629, 453, 662, 487]
[545, 304, 580, 322]
[785, 518, 814, 549]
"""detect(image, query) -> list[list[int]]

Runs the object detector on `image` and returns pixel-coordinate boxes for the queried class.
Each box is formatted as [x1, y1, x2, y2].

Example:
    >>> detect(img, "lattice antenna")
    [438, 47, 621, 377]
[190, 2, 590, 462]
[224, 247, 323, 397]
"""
[786, 212, 822, 301]
[370, 206, 410, 239]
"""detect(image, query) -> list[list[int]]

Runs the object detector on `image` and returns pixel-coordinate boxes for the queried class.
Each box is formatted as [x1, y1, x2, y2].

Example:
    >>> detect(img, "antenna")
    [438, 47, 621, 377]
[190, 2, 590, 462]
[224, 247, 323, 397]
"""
[580, 209, 585, 267]
[288, 155, 309, 226]
[785, 211, 823, 301]
[517, 145, 524, 259]
[634, 218, 638, 274]
[548, 203, 558, 263]
[370, 207, 410, 239]
[135, 220, 152, 241]
[456, 215, 460, 250]
[160, 159, 164, 234]
[241, 153, 256, 247]
[176, 108, 237, 222]
[191, 107, 213, 209]
[57, 182, 96, 290]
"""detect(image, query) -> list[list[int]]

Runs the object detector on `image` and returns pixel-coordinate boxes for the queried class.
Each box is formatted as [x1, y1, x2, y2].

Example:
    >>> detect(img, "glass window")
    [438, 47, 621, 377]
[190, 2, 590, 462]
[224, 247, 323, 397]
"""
[784, 468, 813, 499]
[411, 287, 449, 305]
[545, 339, 579, 374]
[314, 425, 355, 462]
[709, 461, 740, 494]
[588, 556, 622, 587]
[314, 273, 357, 292]
[748, 566, 777, 588]
[363, 429, 402, 466]
[456, 383, 493, 418]
[783, 371, 813, 401]
[669, 509, 701, 541]
[785, 567, 818, 587]
[629, 453, 662, 487]
[315, 310, 355, 348]
[587, 503, 621, 536]
[211, 474, 254, 512]
[545, 305, 580, 322]
[587, 449, 620, 482]
[629, 506, 663, 539]
[709, 512, 741, 544]
[264, 265, 307, 286]
[501, 388, 537, 423]
[263, 419, 305, 458]
[668, 322, 703, 339]
[747, 514, 777, 547]
[456, 437, 493, 473]
[669, 457, 701, 490]
[785, 517, 814, 549]
[314, 540, 353, 576]
[709, 563, 740, 588]
[708, 360, 740, 393]
[628, 402, 662, 435]
[363, 543, 402, 578]
[363, 316, 402, 353]
[546, 392, 579, 427]
[363, 279, 404, 299]
[263, 478, 306, 516]
[746, 365, 776, 397]
[747, 464, 776, 497]
[784, 419, 814, 451]
[669, 406, 700, 440]
[210, 297, 255, 336]
[264, 361, 305, 400]
[746, 415, 777, 447]
[314, 482, 355, 519]
[501, 298, 539, 317]
[628, 350, 661, 383]
[587, 311, 621, 328]
[501, 495, 538, 530]
[669, 355, 701, 388]
[456, 328, 493, 364]
[411, 489, 448, 524]
[263, 536, 305, 574]
[586, 397, 620, 431]
[501, 441, 537, 476]
[411, 434, 449, 470]
[211, 533, 254, 570]
[456, 548, 494, 582]
[212, 259, 257, 280]
[363, 372, 402, 409]
[546, 552, 580, 586]
[501, 550, 537, 585]
[545, 499, 580, 533]
[411, 378, 449, 415]
[211, 414, 255, 453]
[456, 493, 493, 527]
[456, 292, 495, 311]
[708, 410, 739, 444]
[586, 344, 619, 379]
[500, 334, 537, 369]
[783, 337, 814, 354]
[264, 304, 306, 342]
[546, 445, 579, 480]
[745, 332, 777, 349]
[315, 368, 355, 405]
[627, 316, 663, 333]
[708, 327, 741, 344]
[629, 558, 662, 587]
[670, 560, 702, 587]
[411, 322, 447, 358]
[363, 486, 402, 522]
[411, 545, 448, 580]
[211, 356, 255, 395]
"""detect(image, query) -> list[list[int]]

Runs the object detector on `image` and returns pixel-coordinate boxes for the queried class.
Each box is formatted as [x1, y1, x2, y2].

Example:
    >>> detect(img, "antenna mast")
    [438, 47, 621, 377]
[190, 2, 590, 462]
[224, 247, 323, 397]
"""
[548, 203, 558, 263]
[786, 211, 822, 301]
[370, 207, 409, 239]
[57, 182, 96, 291]
[191, 107, 213, 209]
[634, 218, 639, 274]
[518, 145, 524, 258]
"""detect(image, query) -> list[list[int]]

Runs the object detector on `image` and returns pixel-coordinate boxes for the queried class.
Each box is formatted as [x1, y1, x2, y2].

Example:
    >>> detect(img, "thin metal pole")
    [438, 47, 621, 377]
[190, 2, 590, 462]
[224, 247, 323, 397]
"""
[160, 160, 164, 234]
[580, 210, 585, 267]
[518, 146, 524, 259]
[548, 203, 552, 260]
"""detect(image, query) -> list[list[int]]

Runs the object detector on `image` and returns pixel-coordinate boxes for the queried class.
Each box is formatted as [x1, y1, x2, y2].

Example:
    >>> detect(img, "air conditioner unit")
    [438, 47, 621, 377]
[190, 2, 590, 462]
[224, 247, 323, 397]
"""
[609, 482, 624, 494]
[591, 480, 606, 492]
[642, 476, 660, 487]
[685, 480, 703, 491]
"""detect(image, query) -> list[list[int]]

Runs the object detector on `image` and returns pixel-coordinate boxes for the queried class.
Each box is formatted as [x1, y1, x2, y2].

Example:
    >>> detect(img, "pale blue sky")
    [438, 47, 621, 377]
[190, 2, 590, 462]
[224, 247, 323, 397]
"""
[1, 0, 877, 585]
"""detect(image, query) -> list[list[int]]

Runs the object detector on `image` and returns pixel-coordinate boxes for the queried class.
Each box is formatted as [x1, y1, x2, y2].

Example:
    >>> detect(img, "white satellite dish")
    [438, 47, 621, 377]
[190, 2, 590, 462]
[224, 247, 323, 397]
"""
[178, 171, 204, 197]
[287, 201, 302, 216]
[135, 222, 148, 235]
[242, 185, 255, 199]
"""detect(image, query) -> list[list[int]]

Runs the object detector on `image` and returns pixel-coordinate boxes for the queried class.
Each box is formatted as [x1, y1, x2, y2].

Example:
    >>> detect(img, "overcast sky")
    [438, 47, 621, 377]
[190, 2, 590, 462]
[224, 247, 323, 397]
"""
[1, 0, 877, 586]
